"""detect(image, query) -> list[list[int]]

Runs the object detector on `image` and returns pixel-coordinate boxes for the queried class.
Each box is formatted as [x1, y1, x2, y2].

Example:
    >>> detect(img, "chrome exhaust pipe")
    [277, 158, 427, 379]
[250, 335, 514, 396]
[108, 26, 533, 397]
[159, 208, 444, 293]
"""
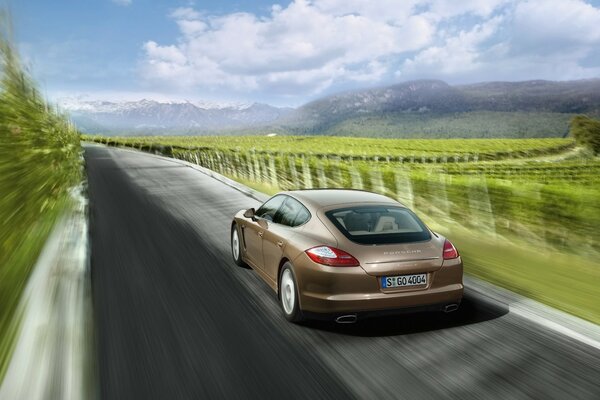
[335, 314, 357, 324]
[444, 304, 459, 313]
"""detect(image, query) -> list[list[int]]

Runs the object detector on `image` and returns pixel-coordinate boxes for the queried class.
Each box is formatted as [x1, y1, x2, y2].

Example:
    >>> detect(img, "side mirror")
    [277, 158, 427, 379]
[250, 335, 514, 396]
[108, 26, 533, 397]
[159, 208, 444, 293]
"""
[243, 208, 256, 220]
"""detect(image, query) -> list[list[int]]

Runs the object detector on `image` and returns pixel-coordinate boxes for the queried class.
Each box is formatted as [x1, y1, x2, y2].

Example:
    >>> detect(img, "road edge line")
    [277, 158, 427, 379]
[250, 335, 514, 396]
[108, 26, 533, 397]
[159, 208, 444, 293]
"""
[465, 275, 600, 350]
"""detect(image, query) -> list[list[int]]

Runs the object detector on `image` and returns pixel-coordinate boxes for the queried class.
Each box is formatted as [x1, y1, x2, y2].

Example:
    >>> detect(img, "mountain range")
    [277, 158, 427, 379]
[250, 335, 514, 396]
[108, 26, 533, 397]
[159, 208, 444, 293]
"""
[64, 79, 600, 138]
[61, 99, 292, 134]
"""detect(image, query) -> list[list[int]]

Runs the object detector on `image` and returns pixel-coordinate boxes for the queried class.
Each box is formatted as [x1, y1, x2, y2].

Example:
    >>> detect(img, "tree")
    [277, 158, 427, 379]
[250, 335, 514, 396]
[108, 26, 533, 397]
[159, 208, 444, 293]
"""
[569, 115, 600, 155]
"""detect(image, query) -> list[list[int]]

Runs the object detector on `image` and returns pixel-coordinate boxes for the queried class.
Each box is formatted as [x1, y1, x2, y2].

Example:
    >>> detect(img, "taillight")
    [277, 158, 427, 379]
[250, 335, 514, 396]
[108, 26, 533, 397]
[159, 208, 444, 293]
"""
[443, 240, 459, 260]
[305, 246, 360, 267]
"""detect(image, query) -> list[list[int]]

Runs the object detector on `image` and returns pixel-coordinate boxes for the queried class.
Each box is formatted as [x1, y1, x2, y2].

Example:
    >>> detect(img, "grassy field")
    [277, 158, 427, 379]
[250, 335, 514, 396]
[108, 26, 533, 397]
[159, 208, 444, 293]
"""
[0, 26, 82, 377]
[85, 135, 573, 160]
[86, 134, 600, 324]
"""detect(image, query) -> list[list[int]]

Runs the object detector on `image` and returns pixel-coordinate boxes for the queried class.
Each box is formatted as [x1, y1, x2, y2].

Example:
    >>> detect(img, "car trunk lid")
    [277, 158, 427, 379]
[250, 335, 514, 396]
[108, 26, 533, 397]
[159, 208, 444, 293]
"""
[352, 240, 443, 276]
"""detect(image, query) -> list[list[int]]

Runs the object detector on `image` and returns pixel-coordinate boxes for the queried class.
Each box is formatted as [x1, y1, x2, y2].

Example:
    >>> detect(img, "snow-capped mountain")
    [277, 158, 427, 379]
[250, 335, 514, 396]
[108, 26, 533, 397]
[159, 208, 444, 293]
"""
[59, 98, 292, 134]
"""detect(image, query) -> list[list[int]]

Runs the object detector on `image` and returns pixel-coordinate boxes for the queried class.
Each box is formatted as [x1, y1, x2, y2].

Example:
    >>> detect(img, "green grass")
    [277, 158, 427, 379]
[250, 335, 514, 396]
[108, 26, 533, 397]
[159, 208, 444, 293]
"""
[84, 134, 573, 161]
[448, 232, 600, 324]
[0, 21, 82, 378]
[229, 176, 280, 196]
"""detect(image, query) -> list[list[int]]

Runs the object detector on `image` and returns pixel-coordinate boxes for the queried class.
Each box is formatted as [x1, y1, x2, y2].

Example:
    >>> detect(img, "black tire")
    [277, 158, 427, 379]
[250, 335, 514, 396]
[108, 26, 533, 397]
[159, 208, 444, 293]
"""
[231, 224, 248, 268]
[279, 263, 304, 323]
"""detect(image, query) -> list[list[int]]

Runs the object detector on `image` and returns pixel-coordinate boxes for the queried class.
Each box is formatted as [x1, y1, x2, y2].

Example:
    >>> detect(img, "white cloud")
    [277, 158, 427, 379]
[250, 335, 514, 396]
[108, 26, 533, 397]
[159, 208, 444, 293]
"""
[512, 0, 600, 53]
[140, 0, 600, 98]
[111, 0, 132, 6]
[399, 0, 600, 82]
[169, 8, 207, 37]
[401, 16, 503, 78]
[141, 0, 436, 95]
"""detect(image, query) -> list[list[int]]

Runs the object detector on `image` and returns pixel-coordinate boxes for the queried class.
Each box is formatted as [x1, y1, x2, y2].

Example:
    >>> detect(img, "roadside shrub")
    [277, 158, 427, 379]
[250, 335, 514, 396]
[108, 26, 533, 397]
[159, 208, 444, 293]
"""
[570, 115, 600, 155]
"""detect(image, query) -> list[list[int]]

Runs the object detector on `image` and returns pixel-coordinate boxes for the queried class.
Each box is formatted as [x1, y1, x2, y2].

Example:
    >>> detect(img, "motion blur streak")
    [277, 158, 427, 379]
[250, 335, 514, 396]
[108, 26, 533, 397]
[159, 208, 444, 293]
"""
[0, 186, 93, 400]
[85, 144, 600, 400]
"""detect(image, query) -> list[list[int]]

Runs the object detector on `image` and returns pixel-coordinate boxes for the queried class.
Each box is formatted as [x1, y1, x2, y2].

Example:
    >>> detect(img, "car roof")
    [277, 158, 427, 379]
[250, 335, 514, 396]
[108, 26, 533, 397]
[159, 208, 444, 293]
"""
[282, 189, 399, 210]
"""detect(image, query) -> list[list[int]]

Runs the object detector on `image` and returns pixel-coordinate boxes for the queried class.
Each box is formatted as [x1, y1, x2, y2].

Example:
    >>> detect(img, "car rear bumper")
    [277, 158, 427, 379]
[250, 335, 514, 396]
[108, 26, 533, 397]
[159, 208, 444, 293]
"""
[302, 300, 462, 322]
[300, 284, 463, 314]
[294, 254, 464, 315]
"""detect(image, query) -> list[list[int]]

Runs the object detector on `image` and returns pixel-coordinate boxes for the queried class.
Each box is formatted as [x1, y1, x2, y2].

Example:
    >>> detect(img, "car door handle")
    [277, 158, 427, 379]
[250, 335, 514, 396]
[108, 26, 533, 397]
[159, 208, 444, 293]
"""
[258, 231, 264, 238]
[277, 241, 284, 248]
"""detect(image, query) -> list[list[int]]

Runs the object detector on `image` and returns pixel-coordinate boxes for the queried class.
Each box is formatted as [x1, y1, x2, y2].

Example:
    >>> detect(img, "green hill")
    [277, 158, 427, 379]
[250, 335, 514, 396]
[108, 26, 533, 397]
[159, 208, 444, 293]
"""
[280, 79, 600, 137]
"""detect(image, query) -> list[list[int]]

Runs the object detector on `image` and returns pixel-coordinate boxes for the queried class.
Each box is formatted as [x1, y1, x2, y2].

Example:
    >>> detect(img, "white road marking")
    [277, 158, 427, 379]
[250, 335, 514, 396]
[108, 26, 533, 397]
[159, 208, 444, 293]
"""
[510, 304, 600, 351]
[465, 276, 600, 351]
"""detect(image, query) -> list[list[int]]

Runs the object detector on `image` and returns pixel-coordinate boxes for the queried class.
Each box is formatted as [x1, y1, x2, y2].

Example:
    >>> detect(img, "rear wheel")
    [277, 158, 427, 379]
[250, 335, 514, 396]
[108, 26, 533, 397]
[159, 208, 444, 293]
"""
[279, 263, 304, 323]
[231, 224, 247, 268]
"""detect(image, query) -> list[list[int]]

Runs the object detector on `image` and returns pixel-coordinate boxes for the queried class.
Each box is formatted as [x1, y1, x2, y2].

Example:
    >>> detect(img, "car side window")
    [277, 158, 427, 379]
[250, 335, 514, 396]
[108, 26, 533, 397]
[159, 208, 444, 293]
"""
[276, 197, 311, 227]
[293, 206, 310, 227]
[255, 195, 286, 222]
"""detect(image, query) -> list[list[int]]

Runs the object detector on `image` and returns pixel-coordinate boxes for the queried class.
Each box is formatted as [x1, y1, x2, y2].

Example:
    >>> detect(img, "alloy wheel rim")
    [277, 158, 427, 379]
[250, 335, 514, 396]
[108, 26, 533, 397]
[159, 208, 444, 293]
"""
[232, 230, 240, 260]
[281, 269, 295, 315]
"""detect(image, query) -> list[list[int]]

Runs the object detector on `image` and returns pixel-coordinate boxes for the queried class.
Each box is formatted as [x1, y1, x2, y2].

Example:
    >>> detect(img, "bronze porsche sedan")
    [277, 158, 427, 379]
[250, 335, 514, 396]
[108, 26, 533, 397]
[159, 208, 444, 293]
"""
[230, 189, 463, 323]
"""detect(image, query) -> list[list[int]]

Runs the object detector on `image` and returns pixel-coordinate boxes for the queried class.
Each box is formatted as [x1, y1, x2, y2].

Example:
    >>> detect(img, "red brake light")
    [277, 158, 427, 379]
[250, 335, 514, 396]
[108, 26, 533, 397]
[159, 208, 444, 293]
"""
[443, 240, 459, 260]
[305, 246, 360, 267]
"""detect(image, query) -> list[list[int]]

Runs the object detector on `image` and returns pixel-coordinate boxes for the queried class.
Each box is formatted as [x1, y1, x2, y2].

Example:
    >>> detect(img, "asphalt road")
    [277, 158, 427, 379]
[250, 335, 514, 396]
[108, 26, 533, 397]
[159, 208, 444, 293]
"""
[85, 144, 600, 400]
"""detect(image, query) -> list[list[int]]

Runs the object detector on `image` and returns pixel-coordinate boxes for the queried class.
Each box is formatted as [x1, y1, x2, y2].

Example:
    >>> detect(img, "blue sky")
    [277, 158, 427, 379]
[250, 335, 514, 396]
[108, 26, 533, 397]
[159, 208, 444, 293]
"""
[10, 0, 600, 106]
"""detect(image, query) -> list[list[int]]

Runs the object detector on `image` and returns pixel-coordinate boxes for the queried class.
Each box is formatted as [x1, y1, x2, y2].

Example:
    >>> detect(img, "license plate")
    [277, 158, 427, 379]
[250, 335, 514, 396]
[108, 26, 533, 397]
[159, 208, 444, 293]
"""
[381, 273, 427, 289]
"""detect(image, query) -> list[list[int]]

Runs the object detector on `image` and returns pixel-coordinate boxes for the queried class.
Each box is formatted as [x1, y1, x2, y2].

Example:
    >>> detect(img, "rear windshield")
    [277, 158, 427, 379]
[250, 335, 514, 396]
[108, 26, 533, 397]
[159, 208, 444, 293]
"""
[325, 206, 431, 245]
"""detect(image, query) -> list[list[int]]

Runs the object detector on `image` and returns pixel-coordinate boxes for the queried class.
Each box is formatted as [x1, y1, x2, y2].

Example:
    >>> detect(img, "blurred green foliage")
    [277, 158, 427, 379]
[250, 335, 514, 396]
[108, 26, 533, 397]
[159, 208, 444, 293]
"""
[570, 115, 600, 155]
[0, 19, 81, 375]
